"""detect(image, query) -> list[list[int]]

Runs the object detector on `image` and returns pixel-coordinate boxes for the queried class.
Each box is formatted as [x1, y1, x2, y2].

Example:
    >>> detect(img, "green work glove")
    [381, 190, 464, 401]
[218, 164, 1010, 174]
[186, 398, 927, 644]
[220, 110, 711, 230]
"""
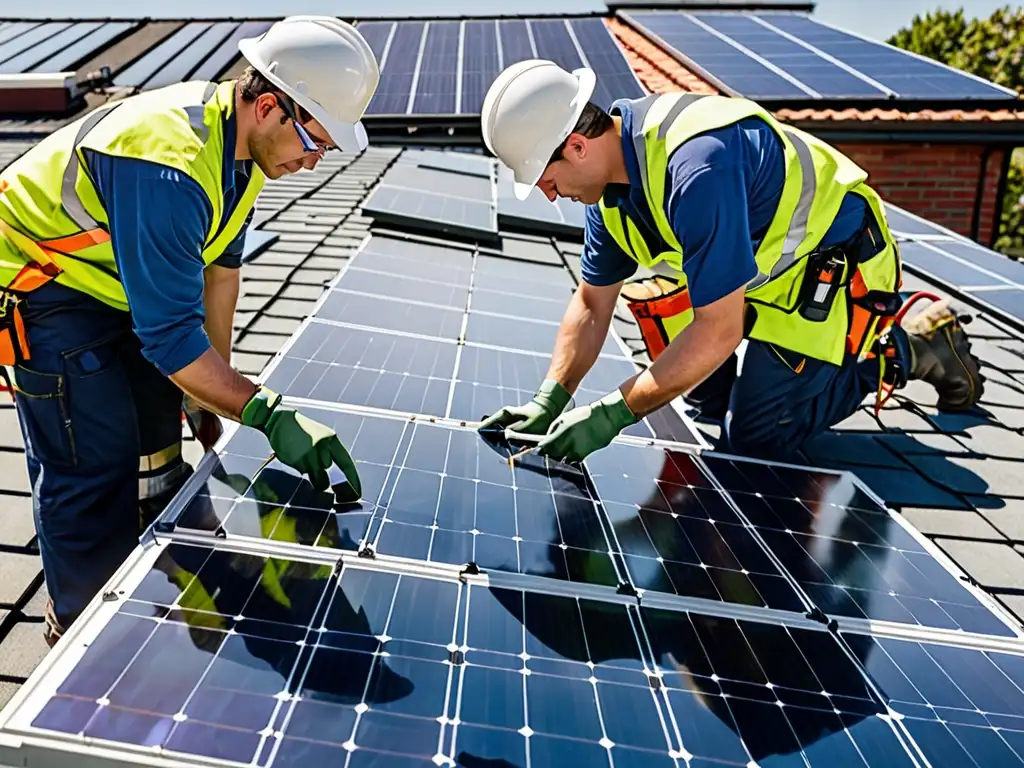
[478, 378, 572, 435]
[241, 387, 361, 496]
[536, 389, 637, 463]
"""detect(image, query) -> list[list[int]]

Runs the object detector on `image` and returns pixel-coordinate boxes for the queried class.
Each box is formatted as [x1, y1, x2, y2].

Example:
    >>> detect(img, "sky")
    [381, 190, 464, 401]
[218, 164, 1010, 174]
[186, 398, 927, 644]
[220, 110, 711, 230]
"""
[11, 0, 1018, 41]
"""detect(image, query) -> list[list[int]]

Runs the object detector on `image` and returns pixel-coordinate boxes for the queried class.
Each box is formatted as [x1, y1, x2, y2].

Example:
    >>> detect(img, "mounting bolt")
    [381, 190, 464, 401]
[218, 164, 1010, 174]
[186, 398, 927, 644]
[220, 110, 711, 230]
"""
[101, 591, 119, 602]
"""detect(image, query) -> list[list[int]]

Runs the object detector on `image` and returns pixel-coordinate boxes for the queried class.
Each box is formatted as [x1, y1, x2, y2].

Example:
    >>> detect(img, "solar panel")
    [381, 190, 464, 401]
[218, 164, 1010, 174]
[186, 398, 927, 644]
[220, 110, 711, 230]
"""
[353, 20, 394, 64]
[569, 18, 647, 109]
[856, 633, 1024, 767]
[366, 21, 425, 115]
[318, 287, 467, 340]
[474, 253, 576, 300]
[144, 21, 239, 90]
[884, 203, 967, 240]
[621, 11, 811, 99]
[114, 21, 212, 87]
[465, 311, 626, 357]
[694, 12, 888, 98]
[0, 21, 101, 74]
[400, 148, 493, 178]
[190, 20, 272, 82]
[263, 322, 458, 418]
[410, 21, 459, 115]
[29, 21, 136, 74]
[530, 19, 584, 74]
[760, 12, 1018, 100]
[498, 19, 534, 66]
[362, 185, 499, 243]
[0, 22, 39, 49]
[702, 454, 1018, 636]
[353, 234, 475, 286]
[460, 20, 500, 115]
[0, 21, 72, 69]
[382, 163, 492, 201]
[498, 165, 588, 238]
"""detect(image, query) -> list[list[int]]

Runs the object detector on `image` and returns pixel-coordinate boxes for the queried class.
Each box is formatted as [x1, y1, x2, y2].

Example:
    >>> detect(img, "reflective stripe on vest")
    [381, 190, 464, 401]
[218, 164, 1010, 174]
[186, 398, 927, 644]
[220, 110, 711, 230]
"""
[0, 80, 263, 311]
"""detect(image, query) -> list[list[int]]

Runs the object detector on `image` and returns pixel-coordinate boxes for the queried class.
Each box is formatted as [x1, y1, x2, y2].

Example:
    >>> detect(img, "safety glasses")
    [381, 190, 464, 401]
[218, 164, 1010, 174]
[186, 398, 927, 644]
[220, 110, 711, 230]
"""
[276, 94, 335, 154]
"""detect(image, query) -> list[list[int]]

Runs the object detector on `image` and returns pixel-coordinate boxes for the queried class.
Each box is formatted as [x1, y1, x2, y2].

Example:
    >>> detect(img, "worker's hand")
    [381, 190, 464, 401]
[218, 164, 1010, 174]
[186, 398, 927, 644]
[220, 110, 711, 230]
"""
[241, 387, 361, 496]
[478, 378, 572, 435]
[536, 389, 637, 464]
[183, 395, 223, 452]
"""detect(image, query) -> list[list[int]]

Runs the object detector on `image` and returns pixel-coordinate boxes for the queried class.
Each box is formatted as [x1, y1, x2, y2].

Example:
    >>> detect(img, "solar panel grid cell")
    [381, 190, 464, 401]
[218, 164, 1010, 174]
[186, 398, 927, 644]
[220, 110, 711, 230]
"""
[368, 21, 425, 115]
[190, 20, 272, 81]
[569, 18, 647, 109]
[361, 185, 498, 241]
[411, 21, 459, 115]
[355, 20, 395, 64]
[0, 21, 72, 69]
[498, 19, 534, 67]
[29, 21, 137, 74]
[114, 21, 212, 87]
[144, 21, 239, 89]
[529, 19, 583, 74]
[460, 20, 500, 115]
[0, 22, 37, 49]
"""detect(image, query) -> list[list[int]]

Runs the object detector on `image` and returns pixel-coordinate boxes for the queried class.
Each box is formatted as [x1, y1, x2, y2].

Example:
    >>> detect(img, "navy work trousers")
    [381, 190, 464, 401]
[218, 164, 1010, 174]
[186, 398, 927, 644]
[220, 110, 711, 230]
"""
[12, 282, 186, 632]
[684, 332, 909, 461]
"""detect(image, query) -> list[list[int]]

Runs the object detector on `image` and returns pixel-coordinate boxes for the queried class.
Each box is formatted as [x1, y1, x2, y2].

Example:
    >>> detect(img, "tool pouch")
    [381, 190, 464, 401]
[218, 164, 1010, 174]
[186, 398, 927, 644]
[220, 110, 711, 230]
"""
[621, 277, 693, 361]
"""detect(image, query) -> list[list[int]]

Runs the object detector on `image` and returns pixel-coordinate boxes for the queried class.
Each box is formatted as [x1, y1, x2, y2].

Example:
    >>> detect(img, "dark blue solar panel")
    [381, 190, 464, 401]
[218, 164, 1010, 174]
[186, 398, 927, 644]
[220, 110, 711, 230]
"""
[318, 286, 465, 340]
[858, 635, 1024, 767]
[367, 21, 425, 115]
[0, 21, 72, 69]
[29, 21, 136, 74]
[529, 19, 583, 73]
[973, 289, 1024, 322]
[411, 21, 459, 115]
[928, 240, 1024, 287]
[354, 20, 394, 64]
[702, 455, 1017, 637]
[569, 18, 646, 109]
[498, 19, 534, 66]
[144, 21, 238, 89]
[694, 13, 889, 98]
[114, 21, 212, 87]
[762, 13, 1017, 99]
[0, 21, 101, 74]
[191, 21, 272, 81]
[624, 11, 810, 99]
[460, 20, 499, 115]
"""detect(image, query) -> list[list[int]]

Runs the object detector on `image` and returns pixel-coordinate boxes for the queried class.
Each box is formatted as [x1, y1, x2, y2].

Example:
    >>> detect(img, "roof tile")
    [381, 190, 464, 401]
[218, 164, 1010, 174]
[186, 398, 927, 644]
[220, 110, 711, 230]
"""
[974, 497, 1024, 542]
[280, 284, 327, 301]
[236, 295, 273, 313]
[0, 682, 20, 709]
[934, 539, 1024, 590]
[255, 251, 307, 267]
[241, 265, 294, 283]
[903, 454, 1024, 498]
[954, 424, 1024, 459]
[0, 405, 24, 450]
[900, 508, 1005, 540]
[0, 494, 36, 548]
[0, 453, 30, 495]
[0, 552, 41, 607]
[0, 621, 49, 678]
[249, 317, 303, 337]
[289, 269, 338, 287]
[840, 464, 972, 509]
[264, 298, 320, 320]
[232, 352, 273, 377]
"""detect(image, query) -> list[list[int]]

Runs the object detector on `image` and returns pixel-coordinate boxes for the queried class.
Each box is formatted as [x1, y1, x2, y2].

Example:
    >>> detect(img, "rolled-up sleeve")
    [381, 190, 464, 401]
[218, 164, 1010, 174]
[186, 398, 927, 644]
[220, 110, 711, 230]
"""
[85, 150, 213, 376]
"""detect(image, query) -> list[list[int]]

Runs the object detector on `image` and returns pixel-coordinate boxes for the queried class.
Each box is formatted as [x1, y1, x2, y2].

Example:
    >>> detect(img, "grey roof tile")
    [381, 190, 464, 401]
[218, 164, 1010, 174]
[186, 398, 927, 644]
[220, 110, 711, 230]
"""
[555, 240, 584, 257]
[954, 424, 1024, 459]
[240, 281, 283, 298]
[264, 298, 319, 319]
[0, 621, 49, 677]
[254, 251, 307, 267]
[0, 682, 20, 709]
[233, 311, 256, 331]
[241, 264, 294, 283]
[235, 334, 288, 356]
[290, 269, 338, 286]
[0, 454, 30, 495]
[831, 407, 882, 432]
[802, 432, 896, 468]
[249, 317, 303, 337]
[264, 221, 335, 235]
[232, 352, 272, 377]
[994, 594, 1024, 624]
[268, 240, 319, 254]
[281, 284, 326, 301]
[979, 380, 1024, 408]
[19, 578, 48, 620]
[303, 256, 349, 270]
[934, 539, 1024, 590]
[972, 340, 1024, 372]
[875, 402, 940, 432]
[236, 295, 273, 313]
[974, 497, 1024, 541]
[0, 494, 35, 548]
[874, 431, 973, 455]
[899, 507, 1005, 540]
[272, 232, 330, 244]
[321, 237, 366, 250]
[901, 454, 1024, 498]
[0, 405, 24, 450]
[973, 404, 1024, 430]
[0, 552, 40, 607]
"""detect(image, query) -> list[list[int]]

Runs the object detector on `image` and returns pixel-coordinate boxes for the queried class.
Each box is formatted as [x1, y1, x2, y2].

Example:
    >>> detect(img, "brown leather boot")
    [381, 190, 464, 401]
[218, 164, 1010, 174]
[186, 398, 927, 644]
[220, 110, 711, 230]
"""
[901, 298, 984, 411]
[43, 597, 64, 649]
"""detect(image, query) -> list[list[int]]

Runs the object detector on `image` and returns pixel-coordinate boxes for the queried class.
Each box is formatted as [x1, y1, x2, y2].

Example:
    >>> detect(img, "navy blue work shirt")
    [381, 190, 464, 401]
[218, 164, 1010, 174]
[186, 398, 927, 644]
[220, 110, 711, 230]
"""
[581, 99, 867, 308]
[83, 110, 254, 376]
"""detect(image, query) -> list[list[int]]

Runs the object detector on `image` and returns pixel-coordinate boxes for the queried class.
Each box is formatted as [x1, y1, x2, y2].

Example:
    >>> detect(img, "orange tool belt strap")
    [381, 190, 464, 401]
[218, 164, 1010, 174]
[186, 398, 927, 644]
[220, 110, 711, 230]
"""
[621, 277, 693, 361]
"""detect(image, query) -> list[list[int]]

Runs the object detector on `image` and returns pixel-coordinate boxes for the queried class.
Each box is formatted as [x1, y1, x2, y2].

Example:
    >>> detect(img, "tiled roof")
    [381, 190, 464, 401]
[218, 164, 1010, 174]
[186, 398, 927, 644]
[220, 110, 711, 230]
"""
[3, 146, 1024, 714]
[605, 16, 1024, 126]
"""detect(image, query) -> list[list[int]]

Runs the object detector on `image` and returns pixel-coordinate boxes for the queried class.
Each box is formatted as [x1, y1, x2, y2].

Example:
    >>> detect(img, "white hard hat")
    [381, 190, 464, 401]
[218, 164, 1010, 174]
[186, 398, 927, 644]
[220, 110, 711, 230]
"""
[238, 16, 380, 153]
[481, 59, 596, 200]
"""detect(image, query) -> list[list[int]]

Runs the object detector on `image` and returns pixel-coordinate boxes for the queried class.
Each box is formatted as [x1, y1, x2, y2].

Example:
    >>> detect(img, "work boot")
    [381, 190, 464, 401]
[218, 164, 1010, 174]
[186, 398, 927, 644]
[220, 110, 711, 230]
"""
[901, 298, 984, 411]
[43, 597, 64, 649]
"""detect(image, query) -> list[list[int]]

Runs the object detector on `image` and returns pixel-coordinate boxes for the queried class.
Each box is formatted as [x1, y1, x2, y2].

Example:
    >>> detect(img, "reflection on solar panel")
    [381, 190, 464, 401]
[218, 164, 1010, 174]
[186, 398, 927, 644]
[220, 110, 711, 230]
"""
[0, 21, 100, 74]
[362, 185, 499, 243]
[190, 21, 273, 81]
[0, 22, 38, 49]
[144, 21, 239, 89]
[29, 21, 137, 74]
[363, 17, 643, 115]
[621, 10, 1018, 101]
[114, 21, 212, 87]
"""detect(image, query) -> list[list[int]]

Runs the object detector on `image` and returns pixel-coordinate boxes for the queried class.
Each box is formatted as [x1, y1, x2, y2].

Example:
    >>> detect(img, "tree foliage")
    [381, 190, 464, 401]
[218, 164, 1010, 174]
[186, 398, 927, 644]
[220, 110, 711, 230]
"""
[888, 6, 1024, 256]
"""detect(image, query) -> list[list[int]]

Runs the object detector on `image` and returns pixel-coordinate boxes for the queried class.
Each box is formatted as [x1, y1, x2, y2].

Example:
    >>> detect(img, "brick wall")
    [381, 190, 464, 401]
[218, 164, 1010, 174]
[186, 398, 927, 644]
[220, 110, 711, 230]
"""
[835, 142, 1006, 245]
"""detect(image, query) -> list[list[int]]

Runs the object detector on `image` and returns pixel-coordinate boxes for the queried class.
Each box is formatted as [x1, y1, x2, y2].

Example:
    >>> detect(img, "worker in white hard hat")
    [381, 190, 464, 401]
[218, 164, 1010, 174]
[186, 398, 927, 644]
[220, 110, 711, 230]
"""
[479, 60, 983, 463]
[0, 16, 379, 646]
